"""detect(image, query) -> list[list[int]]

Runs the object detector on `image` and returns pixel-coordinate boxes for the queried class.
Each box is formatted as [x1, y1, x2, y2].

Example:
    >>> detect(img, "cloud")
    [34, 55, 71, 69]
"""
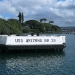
[0, 15, 3, 18]
[0, 0, 75, 26]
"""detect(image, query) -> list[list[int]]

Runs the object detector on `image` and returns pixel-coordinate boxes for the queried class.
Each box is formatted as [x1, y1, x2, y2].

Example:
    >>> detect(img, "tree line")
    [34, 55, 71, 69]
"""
[23, 20, 61, 33]
[0, 12, 61, 34]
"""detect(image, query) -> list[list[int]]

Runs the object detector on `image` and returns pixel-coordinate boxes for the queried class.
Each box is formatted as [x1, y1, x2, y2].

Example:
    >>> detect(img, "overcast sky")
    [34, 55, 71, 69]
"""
[0, 0, 75, 27]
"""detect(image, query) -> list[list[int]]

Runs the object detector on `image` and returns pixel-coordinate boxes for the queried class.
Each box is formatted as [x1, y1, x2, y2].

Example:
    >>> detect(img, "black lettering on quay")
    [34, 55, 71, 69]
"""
[21, 39, 23, 42]
[26, 39, 30, 42]
[26, 39, 42, 42]
[15, 39, 23, 42]
[44, 39, 49, 42]
[51, 39, 56, 42]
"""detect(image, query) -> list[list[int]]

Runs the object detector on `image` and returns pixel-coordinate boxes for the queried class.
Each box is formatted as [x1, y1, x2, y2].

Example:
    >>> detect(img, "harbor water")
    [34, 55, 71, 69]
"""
[0, 34, 75, 75]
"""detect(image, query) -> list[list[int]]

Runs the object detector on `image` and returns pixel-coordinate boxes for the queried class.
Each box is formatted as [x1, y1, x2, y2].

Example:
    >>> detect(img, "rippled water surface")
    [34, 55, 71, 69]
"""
[0, 34, 75, 75]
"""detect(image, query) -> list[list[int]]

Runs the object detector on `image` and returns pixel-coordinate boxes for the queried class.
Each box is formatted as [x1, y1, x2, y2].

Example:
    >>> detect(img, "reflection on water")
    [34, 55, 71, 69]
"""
[0, 51, 65, 75]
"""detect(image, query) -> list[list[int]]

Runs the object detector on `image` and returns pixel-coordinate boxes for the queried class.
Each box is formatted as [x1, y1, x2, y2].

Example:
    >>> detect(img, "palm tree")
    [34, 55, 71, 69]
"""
[40, 19, 43, 23]
[18, 12, 21, 23]
[22, 12, 24, 23]
[49, 21, 54, 24]
[43, 18, 46, 23]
